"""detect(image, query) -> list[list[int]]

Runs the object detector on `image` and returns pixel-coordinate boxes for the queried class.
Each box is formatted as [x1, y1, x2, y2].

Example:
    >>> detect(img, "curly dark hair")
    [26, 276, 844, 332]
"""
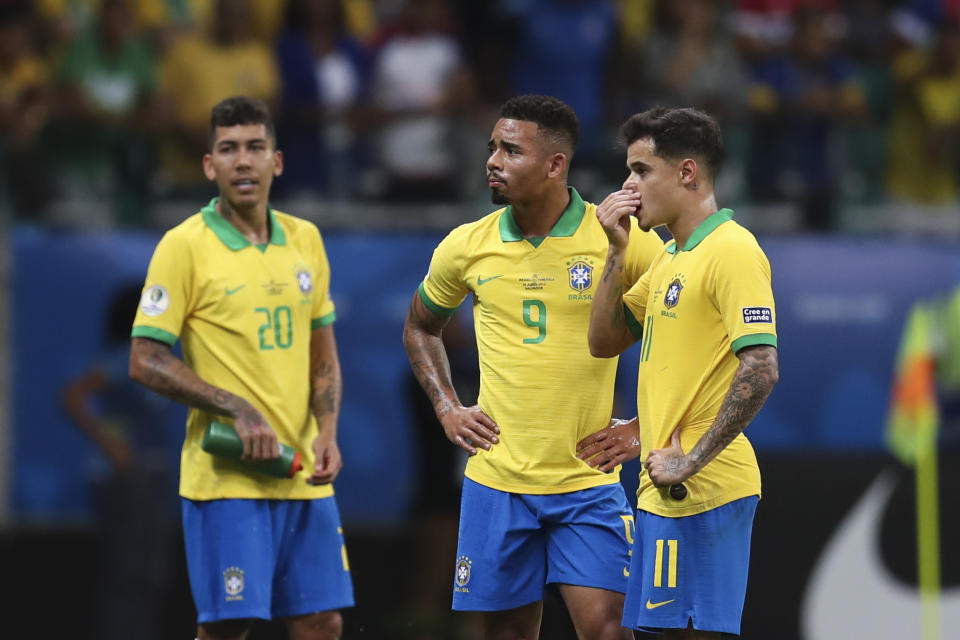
[620, 107, 724, 177]
[499, 94, 579, 153]
[209, 96, 276, 149]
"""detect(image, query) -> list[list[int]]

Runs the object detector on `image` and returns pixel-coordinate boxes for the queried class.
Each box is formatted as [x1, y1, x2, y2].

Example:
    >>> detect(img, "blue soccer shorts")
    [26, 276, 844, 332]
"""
[622, 496, 759, 635]
[181, 497, 354, 623]
[452, 477, 634, 611]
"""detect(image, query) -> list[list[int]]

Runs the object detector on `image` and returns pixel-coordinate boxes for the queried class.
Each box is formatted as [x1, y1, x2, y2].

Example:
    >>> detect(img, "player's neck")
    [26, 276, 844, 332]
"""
[217, 197, 271, 245]
[667, 193, 719, 250]
[510, 185, 571, 238]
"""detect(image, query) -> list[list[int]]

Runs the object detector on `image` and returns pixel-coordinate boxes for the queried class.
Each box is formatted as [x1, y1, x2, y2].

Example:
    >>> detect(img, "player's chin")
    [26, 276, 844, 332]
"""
[490, 188, 509, 205]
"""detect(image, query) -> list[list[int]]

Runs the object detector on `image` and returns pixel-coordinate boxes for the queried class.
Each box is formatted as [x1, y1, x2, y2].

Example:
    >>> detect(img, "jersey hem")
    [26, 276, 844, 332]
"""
[464, 469, 621, 495]
[179, 485, 336, 501]
[731, 333, 777, 353]
[311, 312, 336, 329]
[418, 282, 457, 316]
[624, 304, 644, 341]
[131, 325, 178, 346]
[636, 487, 761, 518]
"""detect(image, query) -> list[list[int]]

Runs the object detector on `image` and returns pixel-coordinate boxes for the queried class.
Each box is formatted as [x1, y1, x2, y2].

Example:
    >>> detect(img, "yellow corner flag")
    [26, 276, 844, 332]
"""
[886, 301, 941, 640]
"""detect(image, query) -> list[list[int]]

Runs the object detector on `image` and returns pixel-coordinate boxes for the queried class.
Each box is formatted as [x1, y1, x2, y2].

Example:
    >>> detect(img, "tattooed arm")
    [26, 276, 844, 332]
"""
[588, 244, 639, 357]
[129, 337, 278, 460]
[402, 292, 498, 456]
[307, 325, 343, 485]
[589, 189, 644, 357]
[646, 345, 779, 487]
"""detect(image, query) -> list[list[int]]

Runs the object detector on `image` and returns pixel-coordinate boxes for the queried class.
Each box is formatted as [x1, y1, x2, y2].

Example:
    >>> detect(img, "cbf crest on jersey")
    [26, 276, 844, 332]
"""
[664, 277, 684, 309]
[296, 268, 312, 294]
[455, 555, 472, 591]
[223, 566, 245, 601]
[566, 256, 595, 292]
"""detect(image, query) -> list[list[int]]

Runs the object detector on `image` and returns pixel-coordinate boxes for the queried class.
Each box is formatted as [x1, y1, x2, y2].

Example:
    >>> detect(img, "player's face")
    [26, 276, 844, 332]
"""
[203, 124, 283, 208]
[486, 118, 550, 205]
[622, 137, 680, 232]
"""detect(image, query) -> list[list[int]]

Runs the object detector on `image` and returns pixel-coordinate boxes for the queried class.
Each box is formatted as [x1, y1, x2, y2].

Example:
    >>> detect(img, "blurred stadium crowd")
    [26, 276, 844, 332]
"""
[1, 0, 959, 232]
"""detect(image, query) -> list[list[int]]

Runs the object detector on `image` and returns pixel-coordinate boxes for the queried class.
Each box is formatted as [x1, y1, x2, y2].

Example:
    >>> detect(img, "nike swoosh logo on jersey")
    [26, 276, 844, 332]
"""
[225, 284, 247, 296]
[477, 275, 503, 286]
[645, 599, 675, 610]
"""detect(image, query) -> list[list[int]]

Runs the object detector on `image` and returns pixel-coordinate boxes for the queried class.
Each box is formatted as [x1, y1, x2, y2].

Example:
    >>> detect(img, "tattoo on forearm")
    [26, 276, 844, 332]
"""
[131, 338, 244, 416]
[688, 346, 779, 471]
[601, 256, 622, 284]
[403, 295, 459, 418]
[312, 373, 340, 419]
[609, 284, 625, 329]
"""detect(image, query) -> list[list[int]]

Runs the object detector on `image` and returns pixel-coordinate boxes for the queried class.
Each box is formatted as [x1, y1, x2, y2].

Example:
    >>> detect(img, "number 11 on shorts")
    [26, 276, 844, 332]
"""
[654, 539, 678, 588]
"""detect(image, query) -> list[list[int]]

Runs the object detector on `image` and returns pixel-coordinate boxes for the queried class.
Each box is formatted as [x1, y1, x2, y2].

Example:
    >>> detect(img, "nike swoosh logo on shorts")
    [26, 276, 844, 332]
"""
[645, 599, 675, 610]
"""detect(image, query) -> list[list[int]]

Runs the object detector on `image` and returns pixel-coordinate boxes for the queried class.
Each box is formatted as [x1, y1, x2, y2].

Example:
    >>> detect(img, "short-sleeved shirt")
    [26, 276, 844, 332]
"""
[132, 198, 336, 501]
[622, 209, 777, 517]
[419, 188, 663, 494]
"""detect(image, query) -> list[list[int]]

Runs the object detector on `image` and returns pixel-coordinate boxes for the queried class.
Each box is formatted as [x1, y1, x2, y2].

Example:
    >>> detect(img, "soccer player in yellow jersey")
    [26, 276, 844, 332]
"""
[588, 108, 779, 638]
[129, 97, 352, 640]
[403, 95, 663, 640]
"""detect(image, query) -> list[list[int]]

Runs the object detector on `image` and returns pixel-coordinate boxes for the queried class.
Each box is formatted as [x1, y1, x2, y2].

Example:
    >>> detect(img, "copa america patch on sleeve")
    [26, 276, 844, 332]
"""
[742, 307, 772, 323]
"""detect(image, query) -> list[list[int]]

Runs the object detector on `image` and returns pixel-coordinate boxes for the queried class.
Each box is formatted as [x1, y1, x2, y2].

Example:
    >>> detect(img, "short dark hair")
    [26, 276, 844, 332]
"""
[499, 94, 579, 153]
[209, 96, 276, 149]
[620, 107, 724, 177]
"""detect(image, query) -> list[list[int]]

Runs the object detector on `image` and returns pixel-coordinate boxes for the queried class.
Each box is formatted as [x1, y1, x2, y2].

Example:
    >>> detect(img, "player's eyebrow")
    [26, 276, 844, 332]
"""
[217, 137, 268, 148]
[628, 160, 652, 172]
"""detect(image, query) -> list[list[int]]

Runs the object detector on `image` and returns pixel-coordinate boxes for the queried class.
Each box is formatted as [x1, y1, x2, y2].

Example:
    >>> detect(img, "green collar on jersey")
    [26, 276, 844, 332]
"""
[201, 197, 286, 251]
[666, 208, 734, 254]
[499, 187, 585, 243]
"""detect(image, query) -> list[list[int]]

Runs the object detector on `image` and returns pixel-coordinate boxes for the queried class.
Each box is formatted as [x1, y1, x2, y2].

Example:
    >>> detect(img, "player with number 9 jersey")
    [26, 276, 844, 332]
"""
[420, 187, 661, 494]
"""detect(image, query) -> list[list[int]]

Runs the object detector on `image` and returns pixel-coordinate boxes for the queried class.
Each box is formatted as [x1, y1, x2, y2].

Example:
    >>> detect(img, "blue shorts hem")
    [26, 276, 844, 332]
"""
[452, 590, 543, 612]
[197, 608, 271, 624]
[273, 595, 356, 619]
[548, 575, 627, 595]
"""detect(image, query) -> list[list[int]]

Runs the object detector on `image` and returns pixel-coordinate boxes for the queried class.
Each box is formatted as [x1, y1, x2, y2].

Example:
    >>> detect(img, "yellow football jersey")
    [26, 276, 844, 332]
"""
[623, 210, 777, 516]
[132, 198, 336, 500]
[420, 188, 663, 494]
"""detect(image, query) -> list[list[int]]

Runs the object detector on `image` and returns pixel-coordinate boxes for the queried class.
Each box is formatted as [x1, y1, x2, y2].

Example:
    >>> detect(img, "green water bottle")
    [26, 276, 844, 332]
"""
[201, 421, 303, 478]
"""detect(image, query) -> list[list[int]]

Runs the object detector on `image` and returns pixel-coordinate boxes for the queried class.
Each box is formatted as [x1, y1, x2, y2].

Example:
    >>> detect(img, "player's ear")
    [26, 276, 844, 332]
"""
[679, 158, 698, 187]
[272, 149, 284, 177]
[546, 152, 568, 180]
[203, 153, 216, 181]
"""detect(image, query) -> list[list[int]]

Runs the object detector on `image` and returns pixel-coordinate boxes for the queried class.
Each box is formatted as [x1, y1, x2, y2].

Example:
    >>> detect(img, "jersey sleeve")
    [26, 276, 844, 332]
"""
[418, 230, 470, 316]
[623, 222, 664, 287]
[714, 240, 778, 353]
[622, 266, 652, 342]
[131, 231, 193, 346]
[311, 226, 336, 328]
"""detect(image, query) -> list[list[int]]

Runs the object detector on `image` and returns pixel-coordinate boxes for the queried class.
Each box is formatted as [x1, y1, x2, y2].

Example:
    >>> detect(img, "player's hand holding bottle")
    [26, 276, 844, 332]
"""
[233, 404, 280, 461]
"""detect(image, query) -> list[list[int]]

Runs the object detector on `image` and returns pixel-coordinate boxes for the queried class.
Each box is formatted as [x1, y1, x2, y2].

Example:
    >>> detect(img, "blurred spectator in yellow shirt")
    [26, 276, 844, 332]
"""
[0, 4, 53, 218]
[155, 0, 279, 193]
[886, 22, 960, 205]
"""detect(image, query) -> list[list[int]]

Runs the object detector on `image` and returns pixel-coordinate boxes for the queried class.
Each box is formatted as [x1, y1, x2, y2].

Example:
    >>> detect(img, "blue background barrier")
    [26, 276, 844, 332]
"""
[12, 228, 960, 523]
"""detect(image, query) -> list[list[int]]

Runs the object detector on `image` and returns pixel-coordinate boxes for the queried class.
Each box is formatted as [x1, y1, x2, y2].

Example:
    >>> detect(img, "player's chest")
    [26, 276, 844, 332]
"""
[194, 248, 316, 319]
[645, 255, 714, 325]
[466, 245, 607, 315]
